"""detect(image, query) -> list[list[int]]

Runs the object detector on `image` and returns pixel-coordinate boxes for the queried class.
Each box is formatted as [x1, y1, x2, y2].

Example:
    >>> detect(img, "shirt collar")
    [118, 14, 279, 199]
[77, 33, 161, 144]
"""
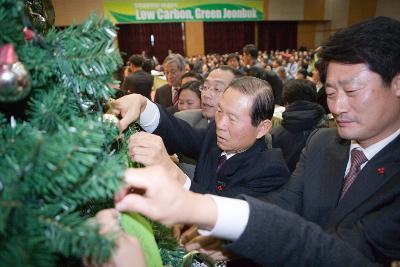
[221, 151, 235, 160]
[350, 127, 400, 161]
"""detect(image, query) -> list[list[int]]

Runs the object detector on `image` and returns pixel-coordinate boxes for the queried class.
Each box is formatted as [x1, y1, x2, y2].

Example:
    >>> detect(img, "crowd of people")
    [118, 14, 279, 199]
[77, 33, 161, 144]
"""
[118, 42, 328, 114]
[93, 16, 400, 267]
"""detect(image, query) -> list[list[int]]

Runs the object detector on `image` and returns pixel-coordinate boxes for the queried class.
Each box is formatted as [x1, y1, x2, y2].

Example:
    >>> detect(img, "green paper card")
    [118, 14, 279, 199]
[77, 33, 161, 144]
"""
[120, 212, 163, 267]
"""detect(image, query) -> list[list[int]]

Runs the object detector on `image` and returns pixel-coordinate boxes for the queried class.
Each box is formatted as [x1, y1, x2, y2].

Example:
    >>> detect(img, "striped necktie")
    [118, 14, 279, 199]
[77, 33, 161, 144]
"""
[172, 87, 180, 105]
[340, 149, 368, 200]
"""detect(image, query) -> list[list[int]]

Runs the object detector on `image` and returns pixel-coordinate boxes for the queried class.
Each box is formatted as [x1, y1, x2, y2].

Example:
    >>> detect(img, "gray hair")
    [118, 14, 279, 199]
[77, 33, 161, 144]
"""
[163, 53, 186, 71]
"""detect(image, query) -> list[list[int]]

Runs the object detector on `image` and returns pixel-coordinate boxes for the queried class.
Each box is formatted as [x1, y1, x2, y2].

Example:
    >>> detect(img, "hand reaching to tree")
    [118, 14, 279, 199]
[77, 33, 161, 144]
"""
[115, 166, 217, 228]
[128, 131, 188, 185]
[107, 94, 148, 132]
[128, 131, 169, 166]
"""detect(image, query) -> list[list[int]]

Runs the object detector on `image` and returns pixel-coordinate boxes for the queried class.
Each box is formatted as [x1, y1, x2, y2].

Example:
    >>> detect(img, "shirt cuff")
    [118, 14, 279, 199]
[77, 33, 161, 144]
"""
[198, 195, 249, 241]
[139, 99, 160, 133]
[183, 175, 191, 190]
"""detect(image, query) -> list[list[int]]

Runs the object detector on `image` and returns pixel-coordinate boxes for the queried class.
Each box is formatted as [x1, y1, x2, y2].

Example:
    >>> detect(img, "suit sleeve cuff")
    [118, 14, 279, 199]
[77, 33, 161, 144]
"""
[139, 99, 160, 133]
[198, 195, 249, 241]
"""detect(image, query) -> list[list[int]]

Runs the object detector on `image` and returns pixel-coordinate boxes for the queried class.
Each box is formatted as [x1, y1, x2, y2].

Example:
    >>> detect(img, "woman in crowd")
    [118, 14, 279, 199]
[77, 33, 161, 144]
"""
[177, 80, 202, 111]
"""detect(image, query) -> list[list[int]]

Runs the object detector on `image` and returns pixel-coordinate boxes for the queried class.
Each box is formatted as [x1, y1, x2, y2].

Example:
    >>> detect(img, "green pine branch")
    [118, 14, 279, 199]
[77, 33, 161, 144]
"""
[0, 0, 25, 46]
[36, 210, 114, 262]
[0, 1, 127, 265]
[27, 86, 80, 132]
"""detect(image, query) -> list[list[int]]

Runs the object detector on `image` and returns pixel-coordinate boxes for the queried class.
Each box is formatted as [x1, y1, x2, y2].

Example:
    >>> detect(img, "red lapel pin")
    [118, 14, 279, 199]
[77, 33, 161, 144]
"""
[377, 167, 385, 175]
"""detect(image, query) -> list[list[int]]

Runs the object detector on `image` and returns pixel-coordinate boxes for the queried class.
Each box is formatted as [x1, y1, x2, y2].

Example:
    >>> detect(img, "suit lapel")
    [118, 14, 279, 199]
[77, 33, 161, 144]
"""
[331, 135, 400, 225]
[165, 85, 173, 106]
[219, 139, 266, 177]
[318, 135, 350, 211]
[201, 144, 221, 190]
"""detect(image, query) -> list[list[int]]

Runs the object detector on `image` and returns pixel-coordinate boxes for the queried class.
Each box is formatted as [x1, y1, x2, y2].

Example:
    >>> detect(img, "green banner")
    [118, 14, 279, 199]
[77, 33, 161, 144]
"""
[103, 0, 264, 24]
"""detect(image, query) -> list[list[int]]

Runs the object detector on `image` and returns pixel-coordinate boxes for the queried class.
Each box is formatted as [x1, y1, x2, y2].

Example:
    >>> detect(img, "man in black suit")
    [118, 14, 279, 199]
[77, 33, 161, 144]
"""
[116, 54, 153, 99]
[154, 53, 186, 108]
[118, 76, 289, 197]
[242, 44, 264, 71]
[113, 16, 400, 266]
[121, 70, 153, 99]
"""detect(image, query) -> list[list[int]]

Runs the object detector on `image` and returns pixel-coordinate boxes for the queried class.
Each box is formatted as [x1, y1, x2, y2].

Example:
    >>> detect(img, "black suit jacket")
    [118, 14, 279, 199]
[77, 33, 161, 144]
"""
[154, 84, 173, 108]
[154, 106, 290, 198]
[225, 128, 400, 266]
[271, 125, 311, 173]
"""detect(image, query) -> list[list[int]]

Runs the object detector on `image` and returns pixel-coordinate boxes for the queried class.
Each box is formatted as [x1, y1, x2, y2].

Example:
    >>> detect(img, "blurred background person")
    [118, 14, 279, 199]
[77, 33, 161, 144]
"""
[154, 53, 186, 108]
[177, 81, 202, 111]
[121, 70, 153, 99]
[271, 79, 327, 173]
[312, 59, 329, 114]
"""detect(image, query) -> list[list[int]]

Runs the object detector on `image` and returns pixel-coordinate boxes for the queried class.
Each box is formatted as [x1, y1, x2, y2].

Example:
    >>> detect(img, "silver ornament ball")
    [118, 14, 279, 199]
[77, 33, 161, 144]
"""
[0, 61, 32, 102]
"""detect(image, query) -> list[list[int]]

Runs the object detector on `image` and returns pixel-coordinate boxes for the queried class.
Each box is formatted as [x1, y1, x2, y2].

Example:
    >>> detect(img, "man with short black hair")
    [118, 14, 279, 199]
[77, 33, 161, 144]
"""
[122, 54, 144, 78]
[121, 54, 153, 98]
[242, 44, 263, 71]
[127, 54, 144, 72]
[121, 71, 153, 99]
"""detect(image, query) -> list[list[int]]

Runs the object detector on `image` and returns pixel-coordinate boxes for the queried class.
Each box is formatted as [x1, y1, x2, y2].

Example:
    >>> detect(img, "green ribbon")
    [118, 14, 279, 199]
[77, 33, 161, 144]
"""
[120, 212, 163, 267]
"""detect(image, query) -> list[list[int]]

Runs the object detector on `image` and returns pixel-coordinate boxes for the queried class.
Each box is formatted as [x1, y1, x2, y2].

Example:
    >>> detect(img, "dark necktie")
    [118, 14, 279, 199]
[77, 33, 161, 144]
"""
[216, 154, 227, 192]
[340, 149, 368, 200]
[216, 154, 227, 173]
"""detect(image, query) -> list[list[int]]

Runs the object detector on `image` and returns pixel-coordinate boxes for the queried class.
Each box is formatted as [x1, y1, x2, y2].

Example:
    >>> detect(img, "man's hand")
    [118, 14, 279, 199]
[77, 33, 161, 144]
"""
[107, 94, 147, 132]
[179, 225, 233, 262]
[83, 209, 147, 267]
[178, 224, 199, 245]
[184, 234, 233, 262]
[115, 166, 217, 229]
[128, 132, 170, 167]
[128, 131, 188, 185]
[172, 224, 191, 242]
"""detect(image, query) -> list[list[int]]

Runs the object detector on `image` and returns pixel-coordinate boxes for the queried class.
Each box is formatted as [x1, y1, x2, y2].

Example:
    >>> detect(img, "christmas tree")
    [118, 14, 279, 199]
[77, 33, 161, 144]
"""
[0, 0, 126, 265]
[0, 1, 216, 266]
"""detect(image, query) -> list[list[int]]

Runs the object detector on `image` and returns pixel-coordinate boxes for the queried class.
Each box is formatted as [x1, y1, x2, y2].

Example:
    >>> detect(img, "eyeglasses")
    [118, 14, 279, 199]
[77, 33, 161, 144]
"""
[199, 83, 226, 94]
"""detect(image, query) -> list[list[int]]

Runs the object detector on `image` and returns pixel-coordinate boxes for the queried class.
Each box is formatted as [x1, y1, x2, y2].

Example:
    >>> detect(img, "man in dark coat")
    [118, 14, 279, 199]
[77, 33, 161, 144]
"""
[123, 76, 289, 197]
[271, 79, 326, 172]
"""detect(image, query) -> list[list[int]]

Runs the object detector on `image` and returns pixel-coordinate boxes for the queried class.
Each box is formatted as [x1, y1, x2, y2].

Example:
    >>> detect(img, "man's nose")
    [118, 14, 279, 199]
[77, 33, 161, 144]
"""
[328, 91, 347, 115]
[216, 115, 228, 130]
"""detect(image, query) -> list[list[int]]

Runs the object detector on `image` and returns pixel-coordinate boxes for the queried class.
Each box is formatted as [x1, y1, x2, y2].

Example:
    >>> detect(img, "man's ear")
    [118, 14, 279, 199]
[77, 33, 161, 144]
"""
[392, 73, 400, 97]
[256, 119, 272, 139]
